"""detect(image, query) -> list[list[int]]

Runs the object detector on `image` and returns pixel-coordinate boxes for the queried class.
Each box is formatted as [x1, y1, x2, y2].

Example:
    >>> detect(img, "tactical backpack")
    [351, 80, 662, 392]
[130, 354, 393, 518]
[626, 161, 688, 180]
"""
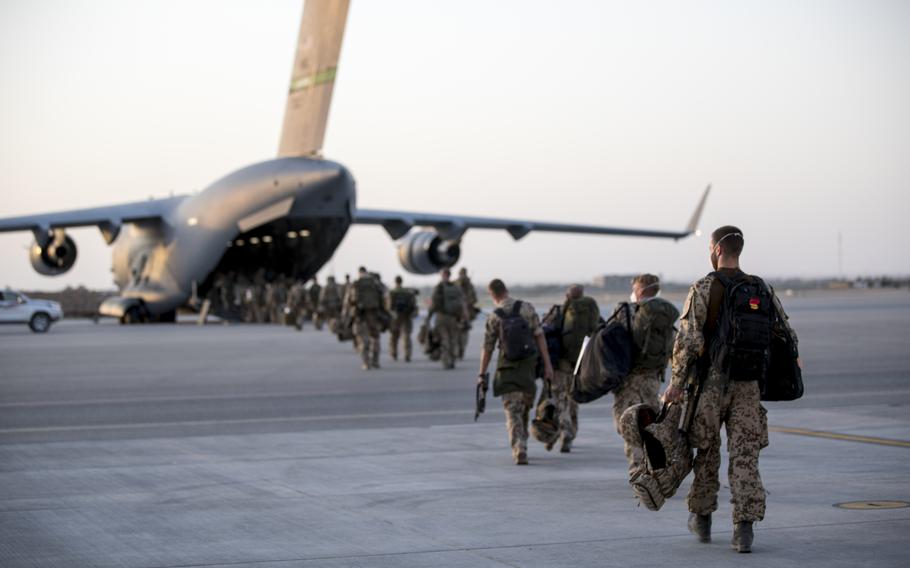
[561, 296, 601, 363]
[390, 289, 417, 316]
[441, 283, 464, 316]
[631, 298, 680, 370]
[764, 296, 804, 401]
[621, 402, 693, 511]
[419, 318, 442, 361]
[572, 303, 634, 403]
[710, 272, 773, 382]
[496, 301, 537, 361]
[354, 278, 381, 310]
[539, 305, 564, 368]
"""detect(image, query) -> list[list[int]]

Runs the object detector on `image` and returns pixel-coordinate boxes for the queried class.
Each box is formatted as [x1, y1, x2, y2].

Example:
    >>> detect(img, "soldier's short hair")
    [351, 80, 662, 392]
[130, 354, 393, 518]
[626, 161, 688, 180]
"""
[358, 266, 367, 274]
[567, 284, 584, 299]
[395, 275, 403, 285]
[711, 226, 744, 256]
[632, 274, 660, 292]
[488, 279, 508, 297]
[441, 268, 451, 279]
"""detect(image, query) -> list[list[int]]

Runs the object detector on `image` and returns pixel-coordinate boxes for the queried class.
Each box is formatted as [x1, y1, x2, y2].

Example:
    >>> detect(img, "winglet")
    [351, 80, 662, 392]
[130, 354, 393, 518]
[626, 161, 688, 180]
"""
[684, 184, 711, 236]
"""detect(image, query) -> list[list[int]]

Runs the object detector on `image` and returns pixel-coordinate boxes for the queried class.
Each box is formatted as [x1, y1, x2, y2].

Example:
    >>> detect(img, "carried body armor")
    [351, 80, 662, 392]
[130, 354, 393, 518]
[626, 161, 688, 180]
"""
[621, 402, 693, 511]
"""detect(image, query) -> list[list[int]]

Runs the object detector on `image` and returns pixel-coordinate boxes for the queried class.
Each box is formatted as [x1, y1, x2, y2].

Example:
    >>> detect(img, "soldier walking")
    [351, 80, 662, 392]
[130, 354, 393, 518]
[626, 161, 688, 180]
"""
[663, 226, 797, 553]
[308, 278, 323, 329]
[429, 269, 467, 369]
[612, 274, 678, 467]
[387, 276, 418, 362]
[455, 267, 479, 359]
[551, 284, 600, 453]
[347, 266, 385, 370]
[318, 276, 343, 333]
[477, 279, 554, 465]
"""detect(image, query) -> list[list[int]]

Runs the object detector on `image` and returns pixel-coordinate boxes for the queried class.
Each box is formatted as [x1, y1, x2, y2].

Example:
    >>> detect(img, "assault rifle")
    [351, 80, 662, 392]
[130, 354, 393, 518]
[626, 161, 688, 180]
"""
[679, 357, 710, 434]
[475, 373, 489, 421]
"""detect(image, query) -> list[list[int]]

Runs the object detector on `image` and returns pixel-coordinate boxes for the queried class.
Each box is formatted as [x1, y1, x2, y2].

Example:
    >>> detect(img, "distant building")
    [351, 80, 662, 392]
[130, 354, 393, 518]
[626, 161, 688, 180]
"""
[591, 274, 640, 291]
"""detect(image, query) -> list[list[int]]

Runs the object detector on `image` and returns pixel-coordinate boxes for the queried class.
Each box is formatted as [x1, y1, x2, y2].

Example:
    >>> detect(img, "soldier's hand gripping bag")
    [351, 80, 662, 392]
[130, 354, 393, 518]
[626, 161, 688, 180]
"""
[762, 323, 804, 401]
[621, 403, 693, 511]
[571, 305, 634, 403]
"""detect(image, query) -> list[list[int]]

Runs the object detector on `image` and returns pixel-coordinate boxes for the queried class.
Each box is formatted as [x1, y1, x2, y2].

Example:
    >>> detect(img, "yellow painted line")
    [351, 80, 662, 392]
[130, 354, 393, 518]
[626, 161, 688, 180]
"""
[770, 426, 910, 448]
[835, 501, 910, 510]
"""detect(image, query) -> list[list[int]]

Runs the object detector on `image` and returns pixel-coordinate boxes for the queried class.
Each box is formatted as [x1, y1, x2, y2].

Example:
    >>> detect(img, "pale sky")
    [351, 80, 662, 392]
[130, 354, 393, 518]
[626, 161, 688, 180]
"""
[1, 0, 908, 291]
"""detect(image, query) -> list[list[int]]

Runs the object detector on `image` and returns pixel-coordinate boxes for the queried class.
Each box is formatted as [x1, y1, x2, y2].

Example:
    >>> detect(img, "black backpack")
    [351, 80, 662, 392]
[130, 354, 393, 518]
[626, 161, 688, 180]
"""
[710, 272, 773, 382]
[496, 301, 537, 361]
[540, 305, 564, 366]
[571, 303, 635, 403]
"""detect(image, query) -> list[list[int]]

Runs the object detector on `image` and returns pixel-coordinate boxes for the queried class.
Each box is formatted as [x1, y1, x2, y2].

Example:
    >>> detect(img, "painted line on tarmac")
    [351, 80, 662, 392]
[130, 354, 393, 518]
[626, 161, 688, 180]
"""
[770, 426, 910, 448]
[0, 410, 474, 434]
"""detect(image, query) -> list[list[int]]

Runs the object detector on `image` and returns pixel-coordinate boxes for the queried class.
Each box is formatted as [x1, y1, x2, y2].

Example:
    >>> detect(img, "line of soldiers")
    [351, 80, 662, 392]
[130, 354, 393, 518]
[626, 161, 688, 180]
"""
[204, 270, 350, 330]
[340, 266, 480, 371]
[475, 225, 797, 554]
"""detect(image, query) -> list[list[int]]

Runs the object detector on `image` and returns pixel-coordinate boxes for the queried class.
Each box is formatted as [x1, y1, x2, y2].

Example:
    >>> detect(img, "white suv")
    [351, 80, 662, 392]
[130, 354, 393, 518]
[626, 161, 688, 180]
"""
[0, 289, 64, 333]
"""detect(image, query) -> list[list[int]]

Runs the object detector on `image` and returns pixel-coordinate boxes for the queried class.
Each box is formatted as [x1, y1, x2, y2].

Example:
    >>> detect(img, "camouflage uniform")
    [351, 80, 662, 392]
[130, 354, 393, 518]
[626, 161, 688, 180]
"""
[613, 367, 662, 468]
[318, 278, 343, 333]
[484, 298, 543, 461]
[308, 282, 323, 329]
[671, 270, 795, 523]
[455, 274, 478, 359]
[431, 282, 465, 369]
[348, 275, 384, 369]
[387, 286, 418, 361]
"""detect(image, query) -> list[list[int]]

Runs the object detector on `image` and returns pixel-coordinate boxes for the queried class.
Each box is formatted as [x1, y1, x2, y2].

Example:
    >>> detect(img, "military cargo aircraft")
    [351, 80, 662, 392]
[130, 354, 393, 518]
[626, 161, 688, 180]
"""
[0, 0, 709, 323]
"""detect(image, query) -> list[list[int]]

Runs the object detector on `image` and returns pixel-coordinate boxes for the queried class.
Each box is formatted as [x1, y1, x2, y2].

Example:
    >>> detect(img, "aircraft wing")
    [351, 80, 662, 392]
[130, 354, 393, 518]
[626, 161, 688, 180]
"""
[354, 185, 711, 241]
[0, 196, 186, 244]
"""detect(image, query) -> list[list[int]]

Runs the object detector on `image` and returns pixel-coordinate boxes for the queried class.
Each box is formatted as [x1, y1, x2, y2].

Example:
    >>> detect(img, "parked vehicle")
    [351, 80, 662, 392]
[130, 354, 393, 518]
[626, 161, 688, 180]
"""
[0, 289, 63, 333]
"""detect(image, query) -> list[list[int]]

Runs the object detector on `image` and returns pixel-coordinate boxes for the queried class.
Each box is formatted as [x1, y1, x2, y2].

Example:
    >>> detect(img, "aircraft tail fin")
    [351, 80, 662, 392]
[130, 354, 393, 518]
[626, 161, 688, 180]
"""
[277, 0, 351, 158]
[685, 184, 711, 235]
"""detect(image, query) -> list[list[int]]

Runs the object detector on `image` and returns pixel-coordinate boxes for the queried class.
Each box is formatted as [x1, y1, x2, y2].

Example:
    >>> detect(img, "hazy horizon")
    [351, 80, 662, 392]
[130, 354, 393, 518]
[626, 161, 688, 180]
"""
[1, 0, 908, 291]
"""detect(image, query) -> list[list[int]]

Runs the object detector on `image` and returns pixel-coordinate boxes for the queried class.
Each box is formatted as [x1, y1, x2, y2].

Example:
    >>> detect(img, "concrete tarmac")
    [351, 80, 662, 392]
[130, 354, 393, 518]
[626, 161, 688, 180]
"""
[1, 291, 909, 567]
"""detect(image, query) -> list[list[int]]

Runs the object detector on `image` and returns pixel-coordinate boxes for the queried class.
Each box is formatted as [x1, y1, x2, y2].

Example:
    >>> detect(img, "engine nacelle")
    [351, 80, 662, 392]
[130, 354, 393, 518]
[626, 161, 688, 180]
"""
[30, 232, 78, 276]
[397, 231, 461, 275]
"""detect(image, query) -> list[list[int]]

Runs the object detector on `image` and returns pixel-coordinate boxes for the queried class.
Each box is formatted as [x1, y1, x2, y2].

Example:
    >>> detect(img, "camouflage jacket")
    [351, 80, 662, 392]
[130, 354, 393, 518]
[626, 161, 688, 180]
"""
[670, 270, 798, 390]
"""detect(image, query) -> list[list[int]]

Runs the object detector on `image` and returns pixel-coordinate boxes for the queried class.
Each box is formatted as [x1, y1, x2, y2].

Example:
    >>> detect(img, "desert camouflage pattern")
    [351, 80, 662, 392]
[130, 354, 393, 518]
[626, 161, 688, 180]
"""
[388, 316, 413, 361]
[353, 312, 382, 368]
[434, 313, 461, 368]
[687, 378, 768, 522]
[671, 273, 775, 523]
[552, 362, 580, 445]
[502, 391, 535, 460]
[620, 402, 693, 511]
[612, 368, 662, 468]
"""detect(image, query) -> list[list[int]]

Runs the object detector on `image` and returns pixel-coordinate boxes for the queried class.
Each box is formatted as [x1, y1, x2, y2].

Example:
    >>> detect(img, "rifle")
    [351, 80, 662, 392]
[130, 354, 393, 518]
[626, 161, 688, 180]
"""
[475, 373, 489, 421]
[679, 357, 709, 434]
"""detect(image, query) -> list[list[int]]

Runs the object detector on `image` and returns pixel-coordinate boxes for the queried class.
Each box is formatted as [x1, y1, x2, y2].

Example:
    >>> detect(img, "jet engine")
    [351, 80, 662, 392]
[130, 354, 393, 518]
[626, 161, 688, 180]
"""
[29, 231, 78, 276]
[397, 230, 461, 275]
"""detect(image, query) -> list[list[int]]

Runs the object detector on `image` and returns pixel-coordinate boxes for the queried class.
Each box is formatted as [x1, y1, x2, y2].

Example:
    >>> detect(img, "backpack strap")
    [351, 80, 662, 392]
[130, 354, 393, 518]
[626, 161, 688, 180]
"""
[511, 300, 523, 317]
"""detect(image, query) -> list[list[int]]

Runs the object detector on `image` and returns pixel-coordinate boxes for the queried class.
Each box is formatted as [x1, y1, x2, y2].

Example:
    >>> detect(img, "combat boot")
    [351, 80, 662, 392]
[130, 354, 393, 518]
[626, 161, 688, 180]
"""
[515, 451, 528, 465]
[687, 513, 711, 543]
[560, 438, 572, 453]
[731, 522, 753, 553]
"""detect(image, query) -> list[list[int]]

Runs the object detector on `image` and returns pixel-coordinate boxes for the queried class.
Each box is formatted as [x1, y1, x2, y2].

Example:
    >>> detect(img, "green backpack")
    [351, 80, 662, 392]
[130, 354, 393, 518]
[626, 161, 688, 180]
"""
[561, 297, 601, 362]
[441, 283, 464, 316]
[631, 298, 680, 370]
[354, 278, 381, 310]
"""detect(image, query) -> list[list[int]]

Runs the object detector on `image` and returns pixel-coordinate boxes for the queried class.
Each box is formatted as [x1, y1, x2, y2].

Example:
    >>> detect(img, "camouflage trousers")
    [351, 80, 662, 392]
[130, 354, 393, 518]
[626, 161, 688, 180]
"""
[612, 369, 661, 469]
[457, 323, 471, 360]
[502, 391, 535, 459]
[389, 316, 413, 360]
[687, 376, 769, 523]
[434, 314, 461, 368]
[353, 311, 382, 368]
[553, 364, 580, 444]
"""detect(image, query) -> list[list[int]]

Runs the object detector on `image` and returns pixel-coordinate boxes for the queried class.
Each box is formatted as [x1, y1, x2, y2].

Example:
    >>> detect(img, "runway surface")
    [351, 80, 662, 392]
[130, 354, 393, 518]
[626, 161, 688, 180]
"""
[1, 290, 908, 567]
